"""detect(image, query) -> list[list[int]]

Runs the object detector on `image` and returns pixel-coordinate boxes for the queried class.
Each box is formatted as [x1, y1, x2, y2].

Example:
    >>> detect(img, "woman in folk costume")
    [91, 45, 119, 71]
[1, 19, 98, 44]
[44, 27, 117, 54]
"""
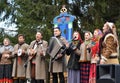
[66, 31, 83, 83]
[74, 31, 93, 83]
[99, 22, 119, 64]
[89, 29, 102, 83]
[0, 38, 14, 83]
[80, 31, 93, 83]
[107, 22, 119, 57]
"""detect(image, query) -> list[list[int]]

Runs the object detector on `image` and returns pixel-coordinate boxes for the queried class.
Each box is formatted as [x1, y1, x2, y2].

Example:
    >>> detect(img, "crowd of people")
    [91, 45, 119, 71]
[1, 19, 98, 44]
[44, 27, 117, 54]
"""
[0, 21, 119, 83]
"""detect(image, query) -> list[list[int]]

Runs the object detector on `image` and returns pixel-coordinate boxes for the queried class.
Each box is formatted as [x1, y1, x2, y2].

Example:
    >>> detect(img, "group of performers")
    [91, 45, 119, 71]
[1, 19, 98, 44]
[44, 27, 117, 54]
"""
[0, 21, 119, 83]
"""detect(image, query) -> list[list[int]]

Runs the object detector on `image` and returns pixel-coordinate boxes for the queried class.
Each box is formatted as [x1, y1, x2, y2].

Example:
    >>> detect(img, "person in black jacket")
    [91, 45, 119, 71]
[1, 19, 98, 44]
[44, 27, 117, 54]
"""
[66, 31, 83, 83]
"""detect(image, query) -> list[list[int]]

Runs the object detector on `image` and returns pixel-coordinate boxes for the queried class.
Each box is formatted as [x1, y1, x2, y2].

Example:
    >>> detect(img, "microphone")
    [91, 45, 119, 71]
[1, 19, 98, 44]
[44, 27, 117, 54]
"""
[68, 36, 77, 50]
[68, 36, 76, 45]
[72, 36, 76, 41]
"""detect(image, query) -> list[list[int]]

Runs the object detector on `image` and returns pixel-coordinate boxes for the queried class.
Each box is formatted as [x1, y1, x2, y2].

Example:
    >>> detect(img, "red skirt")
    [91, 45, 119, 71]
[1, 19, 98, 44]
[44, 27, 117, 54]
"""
[89, 63, 96, 83]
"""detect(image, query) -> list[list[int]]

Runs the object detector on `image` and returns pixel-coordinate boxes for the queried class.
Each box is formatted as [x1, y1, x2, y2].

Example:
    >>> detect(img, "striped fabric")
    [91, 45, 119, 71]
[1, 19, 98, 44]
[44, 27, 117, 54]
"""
[0, 64, 13, 83]
[80, 62, 90, 83]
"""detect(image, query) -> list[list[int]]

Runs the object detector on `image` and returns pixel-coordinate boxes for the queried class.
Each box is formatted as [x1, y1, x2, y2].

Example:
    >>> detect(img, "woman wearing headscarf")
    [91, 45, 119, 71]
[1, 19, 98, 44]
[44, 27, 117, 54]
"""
[99, 22, 119, 64]
[74, 31, 93, 83]
[66, 31, 83, 83]
[89, 29, 102, 83]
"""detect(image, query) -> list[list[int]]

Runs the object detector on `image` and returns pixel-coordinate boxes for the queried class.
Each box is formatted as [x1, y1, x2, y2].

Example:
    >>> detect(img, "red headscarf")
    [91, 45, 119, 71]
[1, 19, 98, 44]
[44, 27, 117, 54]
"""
[73, 31, 83, 43]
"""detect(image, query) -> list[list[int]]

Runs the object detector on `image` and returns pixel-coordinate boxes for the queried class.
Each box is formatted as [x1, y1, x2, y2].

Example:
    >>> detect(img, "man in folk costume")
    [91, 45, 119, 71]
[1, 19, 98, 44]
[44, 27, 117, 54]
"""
[26, 31, 48, 83]
[12, 34, 29, 83]
[0, 38, 14, 83]
[99, 22, 119, 64]
[48, 27, 68, 83]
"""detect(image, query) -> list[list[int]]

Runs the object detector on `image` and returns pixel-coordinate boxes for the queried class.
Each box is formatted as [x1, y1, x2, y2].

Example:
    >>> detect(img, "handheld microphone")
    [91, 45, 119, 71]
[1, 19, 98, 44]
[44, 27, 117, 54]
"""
[72, 36, 76, 41]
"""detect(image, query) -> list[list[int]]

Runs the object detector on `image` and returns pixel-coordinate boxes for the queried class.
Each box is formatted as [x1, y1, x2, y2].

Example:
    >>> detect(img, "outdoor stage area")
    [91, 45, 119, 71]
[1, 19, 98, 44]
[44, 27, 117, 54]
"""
[49, 65, 120, 83]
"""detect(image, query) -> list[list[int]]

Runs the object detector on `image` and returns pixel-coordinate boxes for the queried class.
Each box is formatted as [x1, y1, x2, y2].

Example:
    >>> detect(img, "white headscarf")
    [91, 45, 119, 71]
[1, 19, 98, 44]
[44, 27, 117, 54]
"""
[106, 22, 114, 29]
